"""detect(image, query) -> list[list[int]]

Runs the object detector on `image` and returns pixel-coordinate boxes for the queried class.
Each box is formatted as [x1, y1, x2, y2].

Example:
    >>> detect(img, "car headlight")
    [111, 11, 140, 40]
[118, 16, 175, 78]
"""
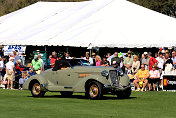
[101, 70, 109, 77]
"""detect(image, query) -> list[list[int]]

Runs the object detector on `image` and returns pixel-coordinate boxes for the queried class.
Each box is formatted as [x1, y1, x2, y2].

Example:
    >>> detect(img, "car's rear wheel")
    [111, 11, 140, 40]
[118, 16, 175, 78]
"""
[86, 81, 103, 100]
[116, 88, 131, 99]
[31, 83, 46, 97]
[60, 91, 73, 97]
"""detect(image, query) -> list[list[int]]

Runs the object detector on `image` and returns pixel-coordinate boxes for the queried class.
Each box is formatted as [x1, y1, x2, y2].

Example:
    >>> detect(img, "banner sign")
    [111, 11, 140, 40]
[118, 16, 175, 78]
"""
[3, 46, 26, 56]
[163, 75, 176, 91]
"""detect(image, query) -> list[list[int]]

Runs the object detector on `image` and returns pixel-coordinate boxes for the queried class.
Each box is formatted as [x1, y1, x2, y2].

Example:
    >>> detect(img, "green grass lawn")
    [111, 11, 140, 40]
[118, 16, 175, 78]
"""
[0, 89, 176, 118]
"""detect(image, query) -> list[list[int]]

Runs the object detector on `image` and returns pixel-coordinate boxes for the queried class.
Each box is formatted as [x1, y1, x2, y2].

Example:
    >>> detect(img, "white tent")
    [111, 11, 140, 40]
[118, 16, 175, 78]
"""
[0, 0, 176, 48]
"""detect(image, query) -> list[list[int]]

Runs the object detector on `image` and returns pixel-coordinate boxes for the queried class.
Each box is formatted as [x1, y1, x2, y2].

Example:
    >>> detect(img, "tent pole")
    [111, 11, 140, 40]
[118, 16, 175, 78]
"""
[66, 47, 68, 52]
[45, 45, 47, 52]
[90, 49, 91, 56]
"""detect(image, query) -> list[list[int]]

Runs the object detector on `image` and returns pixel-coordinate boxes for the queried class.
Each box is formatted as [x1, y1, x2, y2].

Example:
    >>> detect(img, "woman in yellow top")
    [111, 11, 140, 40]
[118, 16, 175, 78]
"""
[133, 64, 149, 91]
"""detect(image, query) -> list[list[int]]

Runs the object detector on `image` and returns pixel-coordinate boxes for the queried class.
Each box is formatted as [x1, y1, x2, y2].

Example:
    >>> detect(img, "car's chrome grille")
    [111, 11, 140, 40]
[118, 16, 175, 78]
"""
[109, 70, 118, 87]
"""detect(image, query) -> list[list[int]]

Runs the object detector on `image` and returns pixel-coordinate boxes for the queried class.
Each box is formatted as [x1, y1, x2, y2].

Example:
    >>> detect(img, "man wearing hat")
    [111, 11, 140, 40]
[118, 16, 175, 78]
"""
[6, 57, 15, 89]
[31, 55, 43, 74]
[123, 51, 133, 74]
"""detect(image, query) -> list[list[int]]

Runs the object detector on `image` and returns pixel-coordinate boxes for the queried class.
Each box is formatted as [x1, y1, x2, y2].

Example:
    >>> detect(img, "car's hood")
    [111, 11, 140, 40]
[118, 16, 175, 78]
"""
[44, 66, 115, 73]
[72, 66, 115, 73]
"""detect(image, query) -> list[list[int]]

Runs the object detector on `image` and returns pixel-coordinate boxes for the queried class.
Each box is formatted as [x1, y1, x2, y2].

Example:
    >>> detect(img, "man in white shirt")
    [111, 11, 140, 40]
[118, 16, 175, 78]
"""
[106, 53, 114, 65]
[65, 52, 72, 59]
[6, 57, 15, 89]
[156, 52, 165, 89]
[156, 52, 164, 70]
[83, 52, 93, 66]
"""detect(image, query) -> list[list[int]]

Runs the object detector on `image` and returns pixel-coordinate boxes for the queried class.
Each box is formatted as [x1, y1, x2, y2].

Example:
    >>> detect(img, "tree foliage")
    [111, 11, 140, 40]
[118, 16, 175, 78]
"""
[0, 0, 176, 18]
[128, 0, 176, 18]
[0, 0, 86, 16]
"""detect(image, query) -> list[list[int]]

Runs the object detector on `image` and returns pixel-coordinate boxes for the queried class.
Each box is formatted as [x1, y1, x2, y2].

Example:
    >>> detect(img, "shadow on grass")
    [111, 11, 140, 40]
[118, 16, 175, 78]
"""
[27, 95, 136, 100]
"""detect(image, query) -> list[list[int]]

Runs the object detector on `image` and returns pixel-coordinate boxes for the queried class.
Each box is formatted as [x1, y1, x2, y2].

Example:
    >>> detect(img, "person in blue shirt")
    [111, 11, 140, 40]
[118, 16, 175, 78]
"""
[19, 68, 35, 90]
[27, 68, 35, 77]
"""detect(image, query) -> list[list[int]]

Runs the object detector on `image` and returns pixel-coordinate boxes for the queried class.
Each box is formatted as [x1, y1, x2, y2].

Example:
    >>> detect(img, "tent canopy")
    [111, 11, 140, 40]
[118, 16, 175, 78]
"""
[0, 0, 176, 48]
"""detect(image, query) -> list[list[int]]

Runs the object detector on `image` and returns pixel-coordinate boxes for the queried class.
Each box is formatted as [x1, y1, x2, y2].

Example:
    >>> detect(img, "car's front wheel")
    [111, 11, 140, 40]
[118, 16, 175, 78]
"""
[86, 81, 103, 100]
[31, 83, 46, 97]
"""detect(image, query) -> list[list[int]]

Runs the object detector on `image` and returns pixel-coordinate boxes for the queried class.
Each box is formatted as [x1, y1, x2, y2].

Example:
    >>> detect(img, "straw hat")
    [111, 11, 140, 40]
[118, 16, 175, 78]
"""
[127, 51, 132, 54]
[91, 53, 96, 56]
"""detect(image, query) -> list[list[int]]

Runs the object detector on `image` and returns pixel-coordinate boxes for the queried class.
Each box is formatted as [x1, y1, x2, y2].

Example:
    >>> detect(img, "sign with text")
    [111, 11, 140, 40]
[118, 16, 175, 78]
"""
[3, 46, 26, 56]
[33, 51, 47, 65]
[163, 75, 176, 91]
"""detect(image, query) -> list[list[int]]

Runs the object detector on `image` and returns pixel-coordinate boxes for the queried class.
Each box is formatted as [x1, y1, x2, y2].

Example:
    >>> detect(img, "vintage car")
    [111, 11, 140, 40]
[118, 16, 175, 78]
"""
[23, 59, 131, 99]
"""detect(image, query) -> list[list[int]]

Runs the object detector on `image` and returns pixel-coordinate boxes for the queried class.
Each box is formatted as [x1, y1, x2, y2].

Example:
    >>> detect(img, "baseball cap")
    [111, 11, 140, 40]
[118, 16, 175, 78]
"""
[144, 52, 148, 55]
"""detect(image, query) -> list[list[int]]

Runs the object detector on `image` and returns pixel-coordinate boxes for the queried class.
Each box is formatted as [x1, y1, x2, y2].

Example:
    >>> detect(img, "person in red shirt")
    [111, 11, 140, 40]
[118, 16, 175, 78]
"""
[148, 52, 158, 70]
[50, 53, 58, 68]
[14, 59, 25, 89]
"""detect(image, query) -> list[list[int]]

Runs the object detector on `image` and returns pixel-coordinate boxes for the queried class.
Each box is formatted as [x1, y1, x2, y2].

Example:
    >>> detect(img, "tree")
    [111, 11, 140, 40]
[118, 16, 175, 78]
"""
[0, 0, 86, 16]
[1, 0, 176, 18]
[128, 0, 176, 18]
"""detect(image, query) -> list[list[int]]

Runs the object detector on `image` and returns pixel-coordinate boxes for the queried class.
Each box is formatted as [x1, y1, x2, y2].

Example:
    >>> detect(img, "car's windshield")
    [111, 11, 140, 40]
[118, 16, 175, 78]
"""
[69, 59, 89, 66]
[52, 59, 89, 71]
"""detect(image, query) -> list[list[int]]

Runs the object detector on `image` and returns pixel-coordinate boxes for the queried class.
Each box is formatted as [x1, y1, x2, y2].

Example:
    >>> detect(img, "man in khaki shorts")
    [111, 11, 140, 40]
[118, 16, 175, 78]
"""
[6, 57, 15, 89]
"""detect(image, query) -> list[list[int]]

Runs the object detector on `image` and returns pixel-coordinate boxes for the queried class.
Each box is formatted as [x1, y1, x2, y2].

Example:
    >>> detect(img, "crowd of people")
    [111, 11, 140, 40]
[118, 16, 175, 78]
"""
[61, 50, 175, 91]
[0, 51, 27, 89]
[0, 49, 176, 91]
[44, 49, 176, 91]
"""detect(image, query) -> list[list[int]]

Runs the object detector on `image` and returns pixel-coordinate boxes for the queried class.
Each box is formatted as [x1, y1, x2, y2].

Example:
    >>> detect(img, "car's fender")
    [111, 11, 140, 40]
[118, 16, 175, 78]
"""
[23, 75, 48, 90]
[73, 74, 110, 92]
[119, 74, 130, 87]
